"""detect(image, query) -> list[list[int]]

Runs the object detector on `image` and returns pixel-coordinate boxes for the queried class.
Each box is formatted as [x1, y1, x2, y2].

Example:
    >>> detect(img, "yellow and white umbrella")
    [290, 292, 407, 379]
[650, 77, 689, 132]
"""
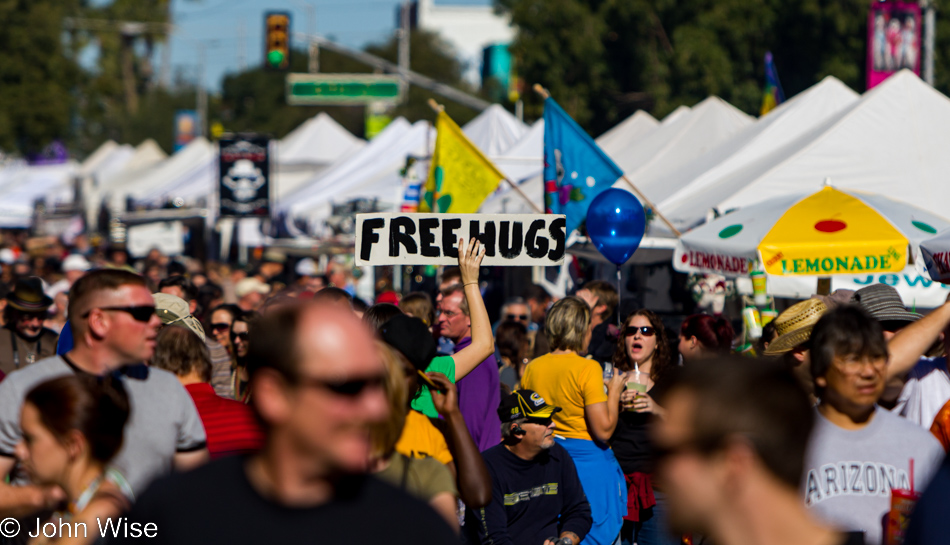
[674, 186, 950, 278]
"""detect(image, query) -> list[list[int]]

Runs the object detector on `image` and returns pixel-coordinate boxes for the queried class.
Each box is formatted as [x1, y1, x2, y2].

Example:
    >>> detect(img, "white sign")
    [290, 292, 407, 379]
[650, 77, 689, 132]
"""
[126, 221, 185, 258]
[356, 213, 567, 266]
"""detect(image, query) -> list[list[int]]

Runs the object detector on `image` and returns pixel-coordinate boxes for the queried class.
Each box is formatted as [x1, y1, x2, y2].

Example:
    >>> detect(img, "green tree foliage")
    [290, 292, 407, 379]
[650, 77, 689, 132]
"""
[498, 0, 950, 135]
[0, 0, 84, 154]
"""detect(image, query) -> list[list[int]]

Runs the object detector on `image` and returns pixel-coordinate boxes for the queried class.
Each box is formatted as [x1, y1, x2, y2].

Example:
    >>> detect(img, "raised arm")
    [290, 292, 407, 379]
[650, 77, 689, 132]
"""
[453, 237, 494, 380]
[584, 372, 626, 443]
[887, 302, 950, 380]
[428, 372, 492, 508]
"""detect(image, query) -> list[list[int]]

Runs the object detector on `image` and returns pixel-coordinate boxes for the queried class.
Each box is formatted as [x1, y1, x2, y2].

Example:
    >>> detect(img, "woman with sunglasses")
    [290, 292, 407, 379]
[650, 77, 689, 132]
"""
[610, 310, 679, 545]
[230, 316, 252, 404]
[206, 304, 242, 356]
[520, 297, 627, 545]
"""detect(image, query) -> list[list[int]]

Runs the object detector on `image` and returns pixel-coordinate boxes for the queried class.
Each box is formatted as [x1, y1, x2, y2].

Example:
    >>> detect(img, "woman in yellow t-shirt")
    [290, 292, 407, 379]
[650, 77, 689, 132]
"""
[520, 296, 628, 545]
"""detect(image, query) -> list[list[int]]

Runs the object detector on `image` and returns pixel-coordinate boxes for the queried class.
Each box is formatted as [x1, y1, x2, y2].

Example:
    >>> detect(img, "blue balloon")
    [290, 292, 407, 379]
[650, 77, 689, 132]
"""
[585, 189, 646, 265]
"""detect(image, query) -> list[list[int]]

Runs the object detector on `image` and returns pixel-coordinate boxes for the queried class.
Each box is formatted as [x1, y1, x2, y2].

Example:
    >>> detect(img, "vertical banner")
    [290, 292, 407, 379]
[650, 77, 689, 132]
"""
[867, 1, 921, 90]
[219, 135, 271, 217]
[174, 110, 198, 151]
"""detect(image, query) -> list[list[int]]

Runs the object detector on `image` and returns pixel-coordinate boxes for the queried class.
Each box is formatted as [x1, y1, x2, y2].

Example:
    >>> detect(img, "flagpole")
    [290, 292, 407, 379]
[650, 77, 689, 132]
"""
[532, 84, 683, 238]
[427, 99, 543, 214]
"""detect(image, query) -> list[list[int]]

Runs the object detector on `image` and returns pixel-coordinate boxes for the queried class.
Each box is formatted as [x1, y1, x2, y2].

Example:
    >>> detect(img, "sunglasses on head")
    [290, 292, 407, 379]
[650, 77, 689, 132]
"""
[82, 306, 156, 323]
[211, 323, 231, 332]
[506, 314, 528, 321]
[624, 326, 656, 337]
[297, 374, 386, 398]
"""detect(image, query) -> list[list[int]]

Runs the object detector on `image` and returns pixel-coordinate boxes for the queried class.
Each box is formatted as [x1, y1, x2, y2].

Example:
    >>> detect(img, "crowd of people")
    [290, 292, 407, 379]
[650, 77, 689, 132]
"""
[0, 234, 950, 545]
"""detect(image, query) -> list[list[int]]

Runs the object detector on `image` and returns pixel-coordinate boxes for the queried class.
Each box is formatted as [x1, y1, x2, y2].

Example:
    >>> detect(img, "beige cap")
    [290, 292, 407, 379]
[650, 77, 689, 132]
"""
[235, 277, 271, 298]
[764, 299, 828, 355]
[152, 292, 206, 342]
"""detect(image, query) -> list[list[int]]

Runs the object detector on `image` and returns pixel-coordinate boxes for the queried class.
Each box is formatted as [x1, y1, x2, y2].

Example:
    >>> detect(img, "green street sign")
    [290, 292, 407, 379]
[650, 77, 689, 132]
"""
[286, 74, 403, 105]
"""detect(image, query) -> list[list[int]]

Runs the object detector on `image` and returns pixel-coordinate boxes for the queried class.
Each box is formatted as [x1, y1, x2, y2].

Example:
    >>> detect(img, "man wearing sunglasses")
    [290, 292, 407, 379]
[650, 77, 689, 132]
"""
[654, 358, 863, 545]
[467, 390, 591, 545]
[0, 269, 208, 517]
[113, 299, 456, 545]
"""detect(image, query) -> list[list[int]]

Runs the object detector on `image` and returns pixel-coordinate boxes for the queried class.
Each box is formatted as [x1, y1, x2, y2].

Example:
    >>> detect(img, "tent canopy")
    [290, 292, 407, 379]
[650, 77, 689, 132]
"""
[277, 112, 364, 167]
[461, 104, 528, 156]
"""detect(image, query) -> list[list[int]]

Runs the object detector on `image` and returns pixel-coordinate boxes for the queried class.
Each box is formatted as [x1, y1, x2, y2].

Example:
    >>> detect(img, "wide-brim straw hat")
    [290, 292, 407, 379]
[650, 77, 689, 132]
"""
[850, 284, 921, 324]
[764, 298, 829, 355]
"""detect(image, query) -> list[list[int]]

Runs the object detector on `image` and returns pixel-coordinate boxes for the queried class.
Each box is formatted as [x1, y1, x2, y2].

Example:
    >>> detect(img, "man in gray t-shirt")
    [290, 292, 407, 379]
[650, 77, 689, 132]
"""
[802, 306, 945, 545]
[0, 270, 208, 517]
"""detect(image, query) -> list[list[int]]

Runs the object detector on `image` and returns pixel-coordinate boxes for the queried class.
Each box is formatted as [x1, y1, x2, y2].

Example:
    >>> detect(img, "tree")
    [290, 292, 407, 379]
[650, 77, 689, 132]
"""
[0, 0, 84, 154]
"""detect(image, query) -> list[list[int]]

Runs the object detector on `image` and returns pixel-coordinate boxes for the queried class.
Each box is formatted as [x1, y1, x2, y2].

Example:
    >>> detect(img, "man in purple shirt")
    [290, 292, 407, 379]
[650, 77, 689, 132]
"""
[439, 284, 501, 452]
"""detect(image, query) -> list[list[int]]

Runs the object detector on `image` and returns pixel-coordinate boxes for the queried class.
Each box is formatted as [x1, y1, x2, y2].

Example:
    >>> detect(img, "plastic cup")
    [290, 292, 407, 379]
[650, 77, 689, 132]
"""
[761, 309, 778, 326]
[751, 271, 768, 306]
[626, 376, 648, 412]
[885, 488, 921, 545]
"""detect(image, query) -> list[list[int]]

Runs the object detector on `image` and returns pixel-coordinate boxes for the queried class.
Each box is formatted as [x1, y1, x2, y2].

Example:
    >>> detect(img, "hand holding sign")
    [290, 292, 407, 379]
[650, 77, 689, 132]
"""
[458, 236, 487, 287]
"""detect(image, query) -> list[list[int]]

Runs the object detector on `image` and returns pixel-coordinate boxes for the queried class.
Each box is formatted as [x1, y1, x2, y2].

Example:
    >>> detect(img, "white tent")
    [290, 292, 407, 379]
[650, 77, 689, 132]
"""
[596, 110, 659, 156]
[461, 104, 528, 156]
[493, 119, 544, 184]
[277, 112, 364, 169]
[655, 77, 861, 231]
[0, 160, 79, 227]
[609, 96, 753, 204]
[114, 137, 215, 208]
[478, 105, 673, 215]
[661, 70, 950, 231]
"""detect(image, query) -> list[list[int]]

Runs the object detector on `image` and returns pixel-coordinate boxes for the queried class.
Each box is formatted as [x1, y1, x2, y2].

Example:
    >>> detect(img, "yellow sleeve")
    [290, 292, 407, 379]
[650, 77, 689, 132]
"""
[431, 434, 454, 465]
[580, 358, 608, 406]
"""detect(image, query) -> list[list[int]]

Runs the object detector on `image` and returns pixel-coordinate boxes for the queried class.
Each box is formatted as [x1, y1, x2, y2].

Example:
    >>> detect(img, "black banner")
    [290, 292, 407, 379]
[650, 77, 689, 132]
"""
[219, 135, 270, 217]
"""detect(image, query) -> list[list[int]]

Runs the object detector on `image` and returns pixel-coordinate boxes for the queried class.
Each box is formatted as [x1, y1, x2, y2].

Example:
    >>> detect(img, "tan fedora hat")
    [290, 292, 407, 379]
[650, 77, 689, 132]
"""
[764, 299, 828, 355]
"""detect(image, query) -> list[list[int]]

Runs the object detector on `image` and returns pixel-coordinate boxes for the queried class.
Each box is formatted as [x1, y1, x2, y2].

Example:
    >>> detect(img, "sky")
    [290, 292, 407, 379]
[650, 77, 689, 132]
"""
[161, 0, 492, 91]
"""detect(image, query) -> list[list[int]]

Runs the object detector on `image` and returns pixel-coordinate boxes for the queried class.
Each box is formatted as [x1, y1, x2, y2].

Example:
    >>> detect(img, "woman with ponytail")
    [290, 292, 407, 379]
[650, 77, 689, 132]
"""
[677, 314, 735, 364]
[17, 374, 132, 545]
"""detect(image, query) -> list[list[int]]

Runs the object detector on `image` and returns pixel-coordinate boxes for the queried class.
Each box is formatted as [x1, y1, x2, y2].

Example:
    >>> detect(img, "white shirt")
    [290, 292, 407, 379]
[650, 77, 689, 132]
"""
[892, 356, 950, 428]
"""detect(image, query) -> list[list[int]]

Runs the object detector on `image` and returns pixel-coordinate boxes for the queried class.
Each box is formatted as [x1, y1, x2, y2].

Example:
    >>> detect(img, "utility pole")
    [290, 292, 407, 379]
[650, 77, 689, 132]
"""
[923, 0, 935, 85]
[197, 43, 207, 138]
[238, 19, 247, 71]
[398, 0, 411, 96]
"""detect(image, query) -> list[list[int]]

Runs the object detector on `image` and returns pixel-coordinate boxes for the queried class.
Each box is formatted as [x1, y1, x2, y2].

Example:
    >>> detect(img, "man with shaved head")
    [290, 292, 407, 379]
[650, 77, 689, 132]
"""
[0, 269, 209, 516]
[114, 300, 457, 544]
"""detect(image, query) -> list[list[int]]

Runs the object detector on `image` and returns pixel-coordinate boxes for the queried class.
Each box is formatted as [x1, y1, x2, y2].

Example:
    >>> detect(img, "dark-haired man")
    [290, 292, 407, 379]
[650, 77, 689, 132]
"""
[0, 278, 59, 374]
[0, 269, 207, 516]
[113, 300, 456, 545]
[468, 390, 591, 545]
[802, 305, 943, 545]
[655, 357, 864, 545]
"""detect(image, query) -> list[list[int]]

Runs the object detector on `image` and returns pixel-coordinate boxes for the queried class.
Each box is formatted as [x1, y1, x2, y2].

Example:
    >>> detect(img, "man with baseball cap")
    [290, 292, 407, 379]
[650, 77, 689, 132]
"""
[0, 277, 59, 374]
[467, 390, 592, 545]
[235, 277, 270, 312]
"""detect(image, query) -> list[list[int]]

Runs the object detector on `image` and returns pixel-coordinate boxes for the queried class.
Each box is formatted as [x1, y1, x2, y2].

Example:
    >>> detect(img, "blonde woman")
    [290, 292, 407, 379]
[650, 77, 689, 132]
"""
[520, 297, 627, 545]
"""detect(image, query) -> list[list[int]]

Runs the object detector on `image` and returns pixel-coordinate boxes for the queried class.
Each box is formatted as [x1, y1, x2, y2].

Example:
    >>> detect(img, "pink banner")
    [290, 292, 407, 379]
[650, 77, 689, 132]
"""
[867, 1, 922, 90]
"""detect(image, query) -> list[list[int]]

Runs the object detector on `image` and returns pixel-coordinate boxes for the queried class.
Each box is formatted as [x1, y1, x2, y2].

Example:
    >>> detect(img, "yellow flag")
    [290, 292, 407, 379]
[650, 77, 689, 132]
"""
[420, 110, 505, 213]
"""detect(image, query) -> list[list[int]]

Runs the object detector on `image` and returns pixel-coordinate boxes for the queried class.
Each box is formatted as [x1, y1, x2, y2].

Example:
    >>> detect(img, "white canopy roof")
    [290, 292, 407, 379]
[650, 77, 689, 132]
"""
[0, 161, 79, 227]
[461, 104, 528, 156]
[114, 137, 214, 207]
[610, 96, 753, 203]
[596, 110, 659, 155]
[493, 119, 544, 183]
[662, 70, 950, 231]
[654, 76, 860, 230]
[277, 112, 364, 167]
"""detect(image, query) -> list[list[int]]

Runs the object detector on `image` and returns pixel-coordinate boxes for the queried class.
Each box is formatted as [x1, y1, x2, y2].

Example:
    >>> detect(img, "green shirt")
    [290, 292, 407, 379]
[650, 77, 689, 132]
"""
[411, 355, 456, 418]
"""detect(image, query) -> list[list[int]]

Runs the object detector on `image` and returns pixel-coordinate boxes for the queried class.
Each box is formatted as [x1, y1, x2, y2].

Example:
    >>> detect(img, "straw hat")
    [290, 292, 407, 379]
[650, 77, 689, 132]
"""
[849, 284, 921, 324]
[764, 299, 828, 355]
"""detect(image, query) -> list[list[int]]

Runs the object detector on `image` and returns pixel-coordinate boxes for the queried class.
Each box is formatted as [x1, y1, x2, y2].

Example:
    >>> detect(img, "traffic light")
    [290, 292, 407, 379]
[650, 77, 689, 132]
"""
[264, 12, 291, 71]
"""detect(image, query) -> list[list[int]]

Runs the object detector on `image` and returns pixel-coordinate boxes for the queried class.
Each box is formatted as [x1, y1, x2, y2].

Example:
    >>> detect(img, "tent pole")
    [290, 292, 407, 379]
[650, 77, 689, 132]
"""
[503, 178, 543, 213]
[619, 175, 682, 237]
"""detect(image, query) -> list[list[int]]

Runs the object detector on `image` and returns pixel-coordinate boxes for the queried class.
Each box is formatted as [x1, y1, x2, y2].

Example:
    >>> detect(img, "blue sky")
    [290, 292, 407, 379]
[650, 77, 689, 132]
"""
[162, 0, 491, 91]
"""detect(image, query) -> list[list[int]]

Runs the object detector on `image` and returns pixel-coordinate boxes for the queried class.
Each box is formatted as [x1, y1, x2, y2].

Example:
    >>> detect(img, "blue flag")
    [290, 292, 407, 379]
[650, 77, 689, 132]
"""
[543, 97, 624, 236]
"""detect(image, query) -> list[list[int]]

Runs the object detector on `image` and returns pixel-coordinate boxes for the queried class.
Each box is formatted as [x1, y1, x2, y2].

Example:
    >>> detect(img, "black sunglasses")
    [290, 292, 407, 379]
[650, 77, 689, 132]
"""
[232, 331, 249, 341]
[298, 374, 385, 397]
[83, 306, 156, 323]
[524, 416, 554, 427]
[624, 326, 656, 337]
[506, 314, 529, 321]
[211, 323, 231, 332]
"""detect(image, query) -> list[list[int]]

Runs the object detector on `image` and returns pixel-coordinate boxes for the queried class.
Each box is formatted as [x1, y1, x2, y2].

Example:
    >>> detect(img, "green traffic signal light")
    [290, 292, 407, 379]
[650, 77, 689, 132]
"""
[267, 49, 285, 67]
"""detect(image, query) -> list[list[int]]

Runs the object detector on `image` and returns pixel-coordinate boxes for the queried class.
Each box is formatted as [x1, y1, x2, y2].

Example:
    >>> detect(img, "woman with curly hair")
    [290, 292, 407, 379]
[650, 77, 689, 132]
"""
[610, 309, 679, 545]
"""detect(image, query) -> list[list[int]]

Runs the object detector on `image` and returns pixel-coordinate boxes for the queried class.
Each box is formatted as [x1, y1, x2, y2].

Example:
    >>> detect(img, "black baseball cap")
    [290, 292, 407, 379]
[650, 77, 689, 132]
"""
[379, 314, 438, 372]
[497, 389, 561, 423]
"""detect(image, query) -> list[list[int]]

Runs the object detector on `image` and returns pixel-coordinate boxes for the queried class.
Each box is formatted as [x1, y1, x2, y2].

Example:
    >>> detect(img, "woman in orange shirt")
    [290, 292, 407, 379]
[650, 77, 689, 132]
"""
[521, 297, 627, 545]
